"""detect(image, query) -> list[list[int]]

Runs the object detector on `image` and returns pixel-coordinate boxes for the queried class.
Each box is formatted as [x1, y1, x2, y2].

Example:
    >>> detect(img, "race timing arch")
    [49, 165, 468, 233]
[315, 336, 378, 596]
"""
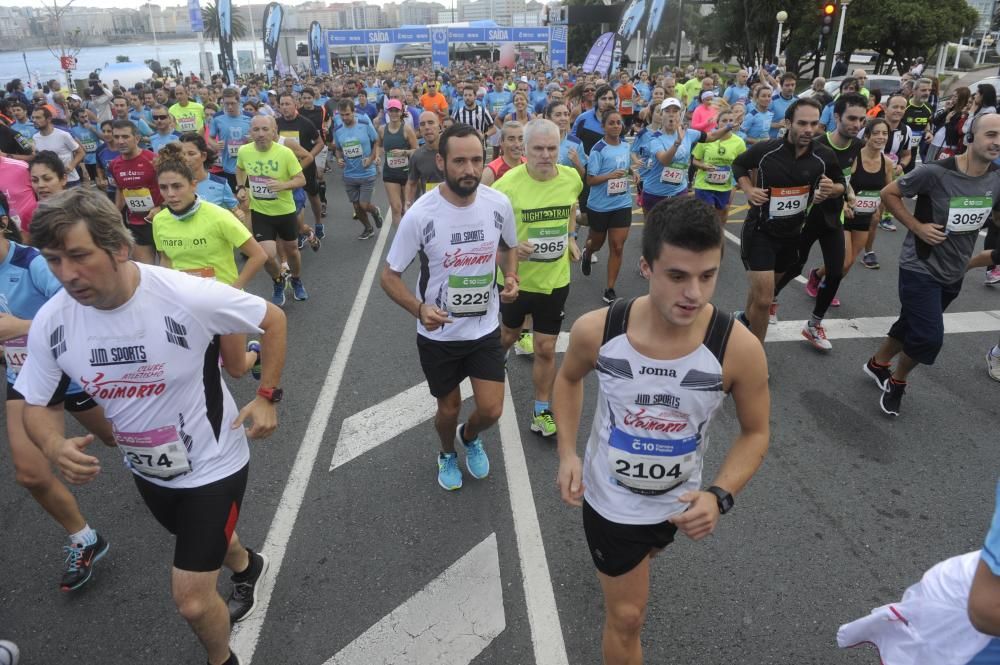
[323, 22, 568, 72]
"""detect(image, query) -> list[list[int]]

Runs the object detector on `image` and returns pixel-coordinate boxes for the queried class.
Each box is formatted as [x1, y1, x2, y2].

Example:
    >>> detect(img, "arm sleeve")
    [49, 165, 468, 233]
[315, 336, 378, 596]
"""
[731, 140, 767, 181]
[220, 182, 239, 210]
[692, 142, 705, 160]
[219, 211, 252, 248]
[895, 163, 935, 198]
[182, 276, 267, 336]
[28, 254, 64, 299]
[500, 198, 518, 248]
[586, 148, 601, 176]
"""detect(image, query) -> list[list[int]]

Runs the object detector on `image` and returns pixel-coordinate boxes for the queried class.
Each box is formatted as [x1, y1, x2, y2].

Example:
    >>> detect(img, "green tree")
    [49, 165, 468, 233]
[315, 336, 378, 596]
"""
[116, 55, 130, 62]
[200, 0, 248, 42]
[144, 58, 163, 76]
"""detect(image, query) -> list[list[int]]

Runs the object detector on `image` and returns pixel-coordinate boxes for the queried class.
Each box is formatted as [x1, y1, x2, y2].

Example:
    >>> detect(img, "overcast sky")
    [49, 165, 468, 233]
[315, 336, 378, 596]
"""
[0, 0, 398, 9]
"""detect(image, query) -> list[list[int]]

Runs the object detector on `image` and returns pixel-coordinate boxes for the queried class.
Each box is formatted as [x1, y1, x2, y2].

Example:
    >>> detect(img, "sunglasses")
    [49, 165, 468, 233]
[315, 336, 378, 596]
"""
[153, 115, 169, 120]
[584, 88, 595, 92]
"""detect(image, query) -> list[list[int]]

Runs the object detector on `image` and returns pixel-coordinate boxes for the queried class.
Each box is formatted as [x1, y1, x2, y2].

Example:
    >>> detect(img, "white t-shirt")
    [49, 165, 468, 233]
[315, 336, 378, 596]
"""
[385, 184, 517, 342]
[14, 263, 267, 488]
[33, 128, 81, 182]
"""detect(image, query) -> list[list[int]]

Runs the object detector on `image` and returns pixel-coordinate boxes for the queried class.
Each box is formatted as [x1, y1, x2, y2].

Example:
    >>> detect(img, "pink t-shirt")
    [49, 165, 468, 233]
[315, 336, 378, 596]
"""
[691, 105, 719, 134]
[0, 157, 37, 232]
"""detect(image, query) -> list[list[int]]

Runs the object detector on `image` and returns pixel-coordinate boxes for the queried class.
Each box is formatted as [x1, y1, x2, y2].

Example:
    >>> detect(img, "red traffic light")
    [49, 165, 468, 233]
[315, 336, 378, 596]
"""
[823, 3, 836, 14]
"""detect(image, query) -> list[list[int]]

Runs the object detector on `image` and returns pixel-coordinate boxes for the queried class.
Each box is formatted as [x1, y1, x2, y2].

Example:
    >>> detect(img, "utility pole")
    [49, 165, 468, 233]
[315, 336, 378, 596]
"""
[43, 0, 80, 90]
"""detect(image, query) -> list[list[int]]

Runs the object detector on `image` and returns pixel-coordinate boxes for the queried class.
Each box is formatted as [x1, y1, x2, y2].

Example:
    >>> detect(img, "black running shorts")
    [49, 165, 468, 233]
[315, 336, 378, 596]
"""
[500, 285, 569, 336]
[251, 210, 299, 243]
[740, 220, 800, 273]
[128, 221, 155, 248]
[416, 328, 505, 398]
[133, 464, 249, 572]
[582, 499, 678, 577]
[7, 375, 96, 413]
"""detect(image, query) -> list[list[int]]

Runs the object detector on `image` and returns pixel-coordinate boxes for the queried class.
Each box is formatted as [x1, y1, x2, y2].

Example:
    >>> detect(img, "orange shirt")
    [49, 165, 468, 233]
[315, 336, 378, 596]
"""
[421, 92, 449, 118]
[618, 83, 636, 116]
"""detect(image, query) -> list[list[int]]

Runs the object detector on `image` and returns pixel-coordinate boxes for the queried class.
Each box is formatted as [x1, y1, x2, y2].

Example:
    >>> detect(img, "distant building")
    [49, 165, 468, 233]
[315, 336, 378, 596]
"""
[399, 0, 447, 26]
[968, 0, 999, 33]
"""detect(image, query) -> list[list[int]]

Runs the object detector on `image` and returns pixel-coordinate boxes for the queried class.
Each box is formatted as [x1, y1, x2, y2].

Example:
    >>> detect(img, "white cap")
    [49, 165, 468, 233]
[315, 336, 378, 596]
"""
[660, 97, 683, 110]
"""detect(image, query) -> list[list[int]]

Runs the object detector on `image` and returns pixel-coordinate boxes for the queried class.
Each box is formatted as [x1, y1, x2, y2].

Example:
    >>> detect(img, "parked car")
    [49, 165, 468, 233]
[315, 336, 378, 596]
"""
[824, 75, 902, 97]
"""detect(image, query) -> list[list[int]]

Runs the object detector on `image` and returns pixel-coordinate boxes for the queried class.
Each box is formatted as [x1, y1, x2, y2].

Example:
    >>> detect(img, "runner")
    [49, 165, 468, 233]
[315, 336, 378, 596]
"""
[740, 86, 775, 146]
[692, 106, 747, 226]
[554, 196, 769, 665]
[95, 120, 119, 203]
[638, 98, 706, 216]
[377, 99, 419, 225]
[31, 107, 83, 186]
[572, 84, 616, 152]
[169, 133, 245, 221]
[150, 104, 181, 154]
[208, 88, 253, 194]
[403, 111, 445, 213]
[546, 101, 588, 180]
[333, 98, 384, 240]
[616, 71, 638, 132]
[381, 124, 519, 491]
[108, 119, 161, 265]
[277, 93, 325, 237]
[581, 109, 638, 304]
[731, 98, 841, 342]
[481, 121, 526, 186]
[18, 187, 287, 665]
[451, 85, 497, 140]
[864, 113, 1000, 416]
[902, 78, 934, 170]
[168, 85, 206, 134]
[29, 151, 69, 202]
[236, 115, 308, 306]
[493, 119, 582, 437]
[297, 87, 329, 220]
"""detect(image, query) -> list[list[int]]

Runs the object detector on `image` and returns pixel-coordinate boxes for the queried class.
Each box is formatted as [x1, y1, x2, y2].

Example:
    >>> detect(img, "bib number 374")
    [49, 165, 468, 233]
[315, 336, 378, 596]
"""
[115, 425, 191, 479]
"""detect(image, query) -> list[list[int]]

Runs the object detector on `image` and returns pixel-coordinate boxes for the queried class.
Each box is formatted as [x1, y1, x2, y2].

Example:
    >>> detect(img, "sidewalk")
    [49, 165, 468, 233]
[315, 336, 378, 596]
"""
[935, 64, 998, 94]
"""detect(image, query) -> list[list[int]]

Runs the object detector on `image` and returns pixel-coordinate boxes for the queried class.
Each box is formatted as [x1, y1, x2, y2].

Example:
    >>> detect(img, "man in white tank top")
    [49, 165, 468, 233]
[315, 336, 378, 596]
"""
[554, 196, 770, 664]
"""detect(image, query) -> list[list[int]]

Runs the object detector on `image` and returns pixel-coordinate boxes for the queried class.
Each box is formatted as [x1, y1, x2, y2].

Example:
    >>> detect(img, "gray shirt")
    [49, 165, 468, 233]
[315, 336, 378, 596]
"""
[897, 157, 1000, 284]
[407, 144, 444, 198]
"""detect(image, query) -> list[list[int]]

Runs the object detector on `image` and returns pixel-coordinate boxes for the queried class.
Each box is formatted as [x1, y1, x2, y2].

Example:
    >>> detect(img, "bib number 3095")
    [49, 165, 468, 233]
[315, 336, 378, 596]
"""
[607, 425, 699, 493]
[946, 196, 992, 234]
[115, 425, 191, 479]
[446, 273, 493, 317]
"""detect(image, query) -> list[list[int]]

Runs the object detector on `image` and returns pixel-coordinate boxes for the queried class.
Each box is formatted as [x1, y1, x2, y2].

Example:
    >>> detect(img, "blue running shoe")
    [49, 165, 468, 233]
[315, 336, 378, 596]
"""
[437, 452, 463, 490]
[271, 277, 286, 307]
[60, 532, 109, 592]
[314, 223, 325, 239]
[247, 340, 262, 380]
[456, 424, 489, 479]
[290, 277, 308, 301]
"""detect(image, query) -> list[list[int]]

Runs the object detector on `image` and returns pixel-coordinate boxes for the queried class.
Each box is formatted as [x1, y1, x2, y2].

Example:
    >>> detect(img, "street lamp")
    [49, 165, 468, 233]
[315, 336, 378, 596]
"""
[833, 0, 852, 57]
[774, 10, 788, 61]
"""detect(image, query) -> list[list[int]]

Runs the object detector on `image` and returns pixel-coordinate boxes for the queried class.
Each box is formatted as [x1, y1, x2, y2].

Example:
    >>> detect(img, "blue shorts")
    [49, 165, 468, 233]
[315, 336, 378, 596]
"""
[694, 188, 732, 210]
[887, 268, 963, 365]
[293, 188, 306, 213]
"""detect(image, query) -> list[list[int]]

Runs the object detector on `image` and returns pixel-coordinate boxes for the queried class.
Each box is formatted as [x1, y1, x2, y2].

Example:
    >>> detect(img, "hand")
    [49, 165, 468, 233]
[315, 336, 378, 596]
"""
[419, 303, 453, 331]
[746, 186, 769, 206]
[916, 222, 948, 246]
[516, 240, 535, 260]
[236, 188, 248, 203]
[893, 163, 903, 177]
[569, 239, 581, 262]
[611, 169, 627, 179]
[556, 454, 585, 507]
[500, 276, 519, 303]
[844, 201, 855, 220]
[54, 434, 102, 485]
[232, 396, 278, 439]
[336, 157, 345, 168]
[569, 148, 581, 167]
[669, 491, 721, 541]
[0, 313, 27, 341]
[813, 175, 835, 204]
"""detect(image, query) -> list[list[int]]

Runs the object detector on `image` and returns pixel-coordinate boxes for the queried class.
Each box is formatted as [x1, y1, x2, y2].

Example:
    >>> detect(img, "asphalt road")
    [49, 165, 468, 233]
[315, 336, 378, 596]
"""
[1, 175, 998, 665]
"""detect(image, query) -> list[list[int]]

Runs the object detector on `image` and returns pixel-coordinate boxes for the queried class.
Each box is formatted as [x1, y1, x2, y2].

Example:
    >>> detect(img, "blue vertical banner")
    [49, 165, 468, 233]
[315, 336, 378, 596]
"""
[262, 3, 284, 83]
[642, 0, 668, 67]
[218, 0, 237, 83]
[188, 0, 204, 32]
[549, 26, 567, 69]
[309, 21, 328, 75]
[430, 27, 449, 69]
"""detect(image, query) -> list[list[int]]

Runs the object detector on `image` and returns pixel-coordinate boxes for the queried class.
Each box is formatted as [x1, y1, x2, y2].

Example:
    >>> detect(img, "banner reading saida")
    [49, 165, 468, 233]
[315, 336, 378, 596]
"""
[218, 0, 238, 83]
[641, 0, 668, 67]
[309, 21, 328, 75]
[261, 2, 284, 83]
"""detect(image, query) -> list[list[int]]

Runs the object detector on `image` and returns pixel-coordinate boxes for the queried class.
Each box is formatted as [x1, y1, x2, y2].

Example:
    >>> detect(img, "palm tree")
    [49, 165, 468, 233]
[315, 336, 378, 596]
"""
[201, 1, 248, 42]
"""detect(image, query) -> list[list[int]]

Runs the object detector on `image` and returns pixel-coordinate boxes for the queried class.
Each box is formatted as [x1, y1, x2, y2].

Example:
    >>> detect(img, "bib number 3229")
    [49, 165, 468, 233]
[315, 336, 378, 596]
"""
[446, 273, 493, 317]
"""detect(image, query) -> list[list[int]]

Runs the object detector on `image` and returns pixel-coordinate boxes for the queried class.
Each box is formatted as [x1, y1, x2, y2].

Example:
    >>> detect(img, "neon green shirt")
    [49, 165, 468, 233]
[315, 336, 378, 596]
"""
[492, 164, 583, 294]
[692, 134, 747, 192]
[683, 79, 703, 107]
[236, 141, 302, 216]
[168, 101, 206, 133]
[153, 199, 252, 286]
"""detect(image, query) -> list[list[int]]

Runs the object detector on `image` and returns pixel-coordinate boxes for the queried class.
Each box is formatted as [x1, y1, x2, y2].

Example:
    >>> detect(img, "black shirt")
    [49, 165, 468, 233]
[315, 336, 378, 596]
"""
[299, 106, 327, 142]
[0, 123, 32, 156]
[276, 113, 320, 153]
[809, 132, 862, 222]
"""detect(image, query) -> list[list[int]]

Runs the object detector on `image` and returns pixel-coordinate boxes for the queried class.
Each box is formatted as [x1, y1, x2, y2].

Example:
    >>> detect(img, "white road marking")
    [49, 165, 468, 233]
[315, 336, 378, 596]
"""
[498, 379, 570, 665]
[323, 534, 506, 665]
[330, 379, 472, 471]
[231, 219, 392, 663]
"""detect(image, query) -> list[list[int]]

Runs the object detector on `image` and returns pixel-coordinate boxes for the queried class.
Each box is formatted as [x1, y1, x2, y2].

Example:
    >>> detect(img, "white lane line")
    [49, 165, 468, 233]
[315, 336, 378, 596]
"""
[498, 379, 570, 665]
[723, 229, 808, 284]
[323, 533, 506, 665]
[231, 220, 392, 663]
[330, 379, 473, 471]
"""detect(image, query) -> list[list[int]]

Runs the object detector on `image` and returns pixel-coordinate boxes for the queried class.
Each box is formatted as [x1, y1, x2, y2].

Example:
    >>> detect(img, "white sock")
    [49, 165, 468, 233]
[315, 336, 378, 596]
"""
[69, 524, 97, 547]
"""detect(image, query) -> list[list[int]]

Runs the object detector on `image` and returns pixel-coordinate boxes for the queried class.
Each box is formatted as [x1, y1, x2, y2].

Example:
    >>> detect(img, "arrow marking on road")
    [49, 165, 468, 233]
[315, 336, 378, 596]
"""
[323, 533, 505, 665]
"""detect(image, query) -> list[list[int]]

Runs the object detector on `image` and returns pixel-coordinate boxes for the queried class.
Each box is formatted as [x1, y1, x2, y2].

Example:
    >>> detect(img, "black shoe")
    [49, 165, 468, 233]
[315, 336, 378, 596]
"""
[358, 227, 374, 240]
[208, 651, 240, 665]
[581, 248, 592, 276]
[372, 207, 384, 229]
[602, 288, 617, 304]
[297, 233, 307, 250]
[60, 532, 110, 592]
[880, 379, 905, 417]
[863, 357, 892, 391]
[228, 548, 269, 624]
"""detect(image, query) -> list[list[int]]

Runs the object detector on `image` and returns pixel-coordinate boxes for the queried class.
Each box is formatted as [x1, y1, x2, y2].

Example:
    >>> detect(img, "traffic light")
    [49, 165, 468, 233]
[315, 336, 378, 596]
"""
[821, 2, 836, 35]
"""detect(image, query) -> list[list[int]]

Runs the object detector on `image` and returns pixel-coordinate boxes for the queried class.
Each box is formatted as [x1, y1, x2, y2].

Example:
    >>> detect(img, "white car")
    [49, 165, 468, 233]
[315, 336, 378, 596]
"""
[824, 75, 902, 97]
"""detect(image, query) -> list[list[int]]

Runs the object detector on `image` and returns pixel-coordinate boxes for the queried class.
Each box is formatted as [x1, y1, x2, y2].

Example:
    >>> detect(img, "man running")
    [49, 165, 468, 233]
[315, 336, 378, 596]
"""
[865, 113, 1000, 416]
[17, 187, 286, 665]
[555, 196, 769, 665]
[168, 85, 206, 134]
[333, 98, 383, 239]
[481, 121, 526, 186]
[493, 119, 582, 437]
[208, 88, 253, 193]
[149, 104, 181, 154]
[109, 119, 161, 264]
[403, 111, 444, 213]
[276, 93, 325, 237]
[31, 107, 83, 187]
[902, 78, 934, 169]
[381, 124, 519, 491]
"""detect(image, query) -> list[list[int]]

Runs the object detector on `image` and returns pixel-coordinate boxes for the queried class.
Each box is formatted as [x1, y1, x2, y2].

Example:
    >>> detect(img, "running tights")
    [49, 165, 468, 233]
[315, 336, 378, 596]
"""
[775, 224, 845, 319]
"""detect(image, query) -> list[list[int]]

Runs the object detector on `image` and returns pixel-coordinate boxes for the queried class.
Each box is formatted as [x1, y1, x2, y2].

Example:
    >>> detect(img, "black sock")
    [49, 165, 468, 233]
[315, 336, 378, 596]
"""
[232, 549, 259, 582]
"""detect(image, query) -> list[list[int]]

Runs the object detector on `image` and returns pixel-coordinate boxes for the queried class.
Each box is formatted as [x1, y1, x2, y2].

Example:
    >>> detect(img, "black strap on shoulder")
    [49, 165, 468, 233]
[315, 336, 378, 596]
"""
[702, 306, 734, 364]
[602, 297, 635, 345]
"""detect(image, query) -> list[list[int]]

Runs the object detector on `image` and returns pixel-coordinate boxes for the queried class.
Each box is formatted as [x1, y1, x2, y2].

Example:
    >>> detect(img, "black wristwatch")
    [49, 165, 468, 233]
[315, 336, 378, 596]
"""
[706, 486, 734, 515]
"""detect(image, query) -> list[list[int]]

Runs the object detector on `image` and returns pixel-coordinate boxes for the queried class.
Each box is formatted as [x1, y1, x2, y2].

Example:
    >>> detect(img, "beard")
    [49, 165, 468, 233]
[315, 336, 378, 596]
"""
[446, 172, 479, 198]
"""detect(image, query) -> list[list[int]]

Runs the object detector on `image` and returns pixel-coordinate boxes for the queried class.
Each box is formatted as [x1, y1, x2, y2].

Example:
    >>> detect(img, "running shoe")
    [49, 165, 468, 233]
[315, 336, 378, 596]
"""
[531, 410, 557, 437]
[861, 251, 880, 269]
[247, 340, 262, 380]
[456, 424, 490, 480]
[769, 301, 779, 325]
[590, 253, 599, 264]
[804, 268, 821, 298]
[801, 321, 833, 351]
[315, 223, 326, 240]
[878, 218, 897, 232]
[880, 379, 906, 416]
[863, 357, 892, 391]
[581, 248, 592, 276]
[271, 277, 286, 307]
[228, 548, 270, 624]
[372, 207, 384, 229]
[831, 296, 841, 307]
[308, 231, 321, 252]
[988, 348, 1000, 381]
[297, 233, 307, 250]
[290, 277, 308, 301]
[602, 288, 617, 304]
[437, 452, 463, 490]
[514, 331, 534, 356]
[358, 227, 374, 240]
[60, 532, 109, 592]
[986, 267, 1000, 285]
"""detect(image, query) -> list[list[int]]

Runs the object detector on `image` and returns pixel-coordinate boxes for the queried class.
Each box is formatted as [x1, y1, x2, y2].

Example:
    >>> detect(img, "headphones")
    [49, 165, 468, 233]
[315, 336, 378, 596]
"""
[967, 113, 980, 145]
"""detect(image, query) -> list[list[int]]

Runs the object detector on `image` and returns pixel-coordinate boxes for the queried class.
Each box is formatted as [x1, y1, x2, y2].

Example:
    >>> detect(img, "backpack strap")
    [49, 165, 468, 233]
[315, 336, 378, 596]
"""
[601, 297, 635, 345]
[702, 306, 734, 364]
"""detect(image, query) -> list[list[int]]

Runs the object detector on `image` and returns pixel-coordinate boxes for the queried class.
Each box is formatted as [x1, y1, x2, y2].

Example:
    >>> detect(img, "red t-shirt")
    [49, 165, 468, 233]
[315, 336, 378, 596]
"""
[109, 150, 162, 225]
[487, 155, 527, 182]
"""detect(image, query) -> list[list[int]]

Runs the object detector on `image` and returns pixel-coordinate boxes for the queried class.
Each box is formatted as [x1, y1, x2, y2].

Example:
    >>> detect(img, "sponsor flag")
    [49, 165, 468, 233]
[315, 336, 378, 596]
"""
[262, 2, 284, 83]
[309, 21, 328, 75]
[582, 32, 617, 76]
[218, 0, 238, 83]
[642, 0, 668, 67]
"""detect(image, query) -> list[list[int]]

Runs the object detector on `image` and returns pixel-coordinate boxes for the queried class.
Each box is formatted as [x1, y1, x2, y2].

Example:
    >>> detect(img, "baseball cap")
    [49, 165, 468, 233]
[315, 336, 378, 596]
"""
[386, 98, 403, 110]
[67, 93, 82, 101]
[660, 98, 683, 110]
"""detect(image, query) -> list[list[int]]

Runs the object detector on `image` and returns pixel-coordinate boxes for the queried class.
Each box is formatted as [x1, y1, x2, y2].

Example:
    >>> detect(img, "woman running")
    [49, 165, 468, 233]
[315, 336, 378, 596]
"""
[377, 99, 419, 225]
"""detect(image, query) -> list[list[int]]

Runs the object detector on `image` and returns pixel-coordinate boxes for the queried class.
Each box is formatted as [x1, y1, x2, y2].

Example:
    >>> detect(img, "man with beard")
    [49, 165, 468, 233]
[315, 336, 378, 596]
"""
[381, 124, 519, 492]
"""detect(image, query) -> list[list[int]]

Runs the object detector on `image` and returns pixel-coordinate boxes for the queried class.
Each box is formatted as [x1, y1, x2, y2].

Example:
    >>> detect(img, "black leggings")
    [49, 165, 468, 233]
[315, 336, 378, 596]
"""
[986, 219, 999, 270]
[775, 220, 845, 319]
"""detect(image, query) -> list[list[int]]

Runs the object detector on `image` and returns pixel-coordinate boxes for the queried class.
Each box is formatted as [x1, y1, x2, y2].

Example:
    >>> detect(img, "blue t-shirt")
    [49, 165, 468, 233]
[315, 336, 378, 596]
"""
[530, 91, 548, 114]
[96, 145, 120, 193]
[150, 131, 181, 154]
[571, 110, 604, 142]
[586, 139, 633, 212]
[334, 121, 378, 179]
[486, 90, 512, 117]
[559, 134, 588, 169]
[209, 112, 253, 174]
[820, 102, 837, 132]
[984, 479, 1000, 576]
[724, 85, 750, 106]
[740, 107, 773, 141]
[643, 128, 701, 197]
[332, 111, 373, 132]
[127, 110, 154, 137]
[630, 128, 661, 183]
[635, 82, 652, 103]
[356, 102, 378, 121]
[70, 125, 100, 164]
[197, 174, 239, 210]
[10, 121, 36, 141]
[768, 94, 798, 138]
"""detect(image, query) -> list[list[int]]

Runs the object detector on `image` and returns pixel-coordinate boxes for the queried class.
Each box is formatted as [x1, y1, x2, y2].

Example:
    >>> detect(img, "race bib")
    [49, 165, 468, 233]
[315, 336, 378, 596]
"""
[946, 196, 992, 234]
[182, 266, 217, 280]
[227, 140, 246, 158]
[249, 175, 277, 200]
[123, 187, 154, 213]
[80, 136, 97, 153]
[279, 130, 299, 141]
[116, 425, 191, 479]
[528, 224, 568, 262]
[177, 117, 196, 132]
[769, 185, 809, 218]
[446, 273, 493, 317]
[705, 166, 731, 185]
[343, 140, 364, 159]
[4, 335, 27, 375]
[659, 163, 685, 185]
[853, 190, 880, 215]
[607, 177, 629, 196]
[386, 151, 409, 169]
[607, 425, 699, 493]
[909, 133, 921, 148]
[621, 99, 633, 110]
